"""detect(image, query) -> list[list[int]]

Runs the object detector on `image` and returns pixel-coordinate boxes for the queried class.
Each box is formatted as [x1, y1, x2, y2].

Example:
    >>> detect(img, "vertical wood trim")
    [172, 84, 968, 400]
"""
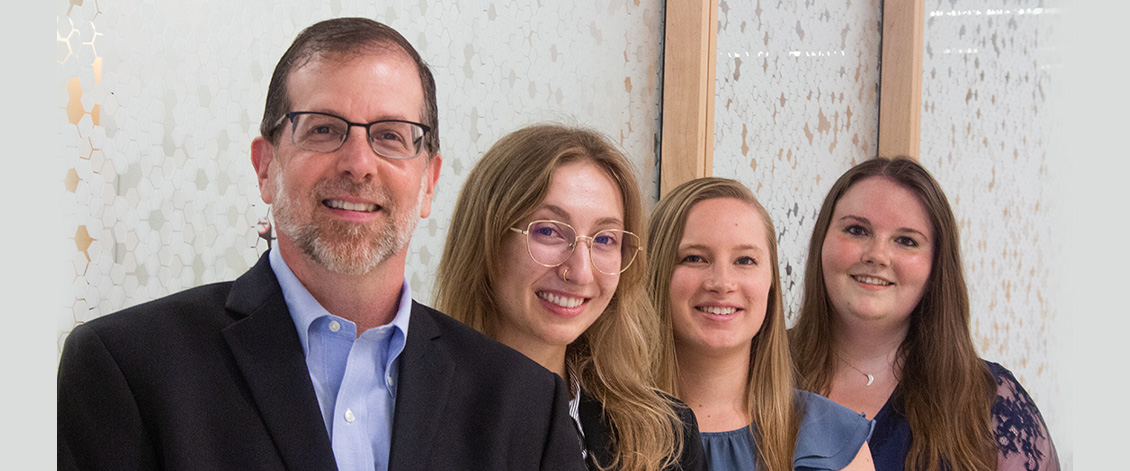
[877, 0, 925, 160]
[704, 1, 718, 177]
[660, 0, 719, 196]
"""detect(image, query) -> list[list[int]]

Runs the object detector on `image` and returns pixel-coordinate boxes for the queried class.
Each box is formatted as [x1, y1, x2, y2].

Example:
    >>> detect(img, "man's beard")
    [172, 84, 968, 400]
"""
[271, 170, 426, 275]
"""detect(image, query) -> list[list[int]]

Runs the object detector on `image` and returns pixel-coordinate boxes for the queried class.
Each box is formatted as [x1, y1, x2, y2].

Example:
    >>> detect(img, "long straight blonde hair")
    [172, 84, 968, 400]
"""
[646, 177, 799, 471]
[790, 157, 996, 470]
[434, 124, 683, 471]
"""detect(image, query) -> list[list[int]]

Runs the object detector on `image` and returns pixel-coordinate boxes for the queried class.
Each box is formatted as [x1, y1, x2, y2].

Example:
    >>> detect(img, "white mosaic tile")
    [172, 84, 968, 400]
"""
[56, 0, 663, 345]
[921, 0, 1065, 461]
[712, 0, 883, 323]
[714, 0, 1066, 462]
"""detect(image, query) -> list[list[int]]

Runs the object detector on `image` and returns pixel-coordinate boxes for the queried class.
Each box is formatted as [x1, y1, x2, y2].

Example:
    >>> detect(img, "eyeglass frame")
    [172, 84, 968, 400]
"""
[507, 219, 642, 275]
[271, 111, 432, 160]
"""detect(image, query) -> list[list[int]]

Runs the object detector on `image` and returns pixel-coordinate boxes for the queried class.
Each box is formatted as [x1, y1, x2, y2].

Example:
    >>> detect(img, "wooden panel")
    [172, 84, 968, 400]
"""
[877, 0, 924, 160]
[660, 0, 718, 196]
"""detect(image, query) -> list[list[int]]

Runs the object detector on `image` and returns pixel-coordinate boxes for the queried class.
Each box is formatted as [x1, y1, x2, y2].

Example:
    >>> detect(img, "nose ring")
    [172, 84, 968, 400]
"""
[562, 267, 569, 282]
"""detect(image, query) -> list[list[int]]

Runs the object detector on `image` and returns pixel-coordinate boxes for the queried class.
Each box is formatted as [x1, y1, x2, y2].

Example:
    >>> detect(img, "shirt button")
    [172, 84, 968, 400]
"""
[344, 409, 355, 423]
[328, 320, 341, 333]
[385, 376, 394, 388]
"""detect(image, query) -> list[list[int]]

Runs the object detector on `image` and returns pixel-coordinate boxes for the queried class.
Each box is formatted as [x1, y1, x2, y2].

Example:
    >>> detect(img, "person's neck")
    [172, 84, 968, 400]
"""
[277, 240, 405, 335]
[832, 314, 908, 375]
[674, 341, 752, 432]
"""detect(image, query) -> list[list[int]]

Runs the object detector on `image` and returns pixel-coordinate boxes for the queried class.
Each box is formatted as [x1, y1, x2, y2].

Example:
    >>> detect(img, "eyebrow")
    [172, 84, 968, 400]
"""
[538, 204, 624, 228]
[678, 243, 766, 255]
[306, 109, 416, 123]
[838, 215, 931, 241]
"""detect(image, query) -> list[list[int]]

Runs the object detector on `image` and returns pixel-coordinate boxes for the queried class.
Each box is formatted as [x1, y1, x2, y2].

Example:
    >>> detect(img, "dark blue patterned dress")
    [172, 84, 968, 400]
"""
[870, 361, 1060, 471]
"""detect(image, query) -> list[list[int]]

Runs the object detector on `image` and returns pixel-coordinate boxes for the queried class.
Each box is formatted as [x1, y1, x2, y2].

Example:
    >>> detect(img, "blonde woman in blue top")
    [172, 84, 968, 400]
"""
[647, 177, 874, 470]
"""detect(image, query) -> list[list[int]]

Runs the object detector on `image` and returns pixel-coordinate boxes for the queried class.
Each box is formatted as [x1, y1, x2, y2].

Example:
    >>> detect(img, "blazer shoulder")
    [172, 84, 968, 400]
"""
[411, 301, 556, 377]
[76, 281, 236, 336]
[73, 254, 280, 340]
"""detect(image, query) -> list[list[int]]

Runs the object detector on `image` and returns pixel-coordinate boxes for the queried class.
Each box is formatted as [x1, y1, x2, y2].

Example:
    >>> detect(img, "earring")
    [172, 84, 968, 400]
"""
[562, 267, 569, 282]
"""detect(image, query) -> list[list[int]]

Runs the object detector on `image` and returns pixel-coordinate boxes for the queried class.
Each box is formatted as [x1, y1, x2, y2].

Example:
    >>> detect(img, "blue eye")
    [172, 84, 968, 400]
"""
[527, 221, 573, 246]
[592, 231, 621, 248]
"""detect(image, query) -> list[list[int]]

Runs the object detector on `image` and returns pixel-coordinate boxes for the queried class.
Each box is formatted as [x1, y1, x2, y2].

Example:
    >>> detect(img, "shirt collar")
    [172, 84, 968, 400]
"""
[269, 247, 412, 354]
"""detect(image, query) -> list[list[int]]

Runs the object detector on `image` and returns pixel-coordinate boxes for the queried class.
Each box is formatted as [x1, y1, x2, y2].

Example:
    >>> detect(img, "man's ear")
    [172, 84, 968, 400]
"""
[418, 153, 443, 219]
[251, 137, 277, 204]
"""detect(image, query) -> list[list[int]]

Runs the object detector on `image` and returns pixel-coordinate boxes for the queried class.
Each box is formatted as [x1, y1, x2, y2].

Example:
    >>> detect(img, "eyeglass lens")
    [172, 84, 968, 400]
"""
[524, 220, 639, 274]
[291, 113, 425, 159]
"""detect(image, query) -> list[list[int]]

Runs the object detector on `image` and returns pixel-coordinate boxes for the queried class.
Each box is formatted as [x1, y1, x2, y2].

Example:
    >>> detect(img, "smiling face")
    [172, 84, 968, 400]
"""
[493, 160, 624, 363]
[821, 176, 934, 329]
[252, 49, 442, 275]
[669, 197, 771, 357]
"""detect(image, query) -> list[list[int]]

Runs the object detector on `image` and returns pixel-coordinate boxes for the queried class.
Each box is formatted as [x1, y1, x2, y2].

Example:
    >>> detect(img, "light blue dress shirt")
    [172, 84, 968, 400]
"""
[270, 248, 411, 471]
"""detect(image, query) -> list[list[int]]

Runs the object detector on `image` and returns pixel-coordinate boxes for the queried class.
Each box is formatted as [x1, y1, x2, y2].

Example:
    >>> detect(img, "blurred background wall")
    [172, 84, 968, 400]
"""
[39, 0, 1123, 468]
[710, 0, 1068, 465]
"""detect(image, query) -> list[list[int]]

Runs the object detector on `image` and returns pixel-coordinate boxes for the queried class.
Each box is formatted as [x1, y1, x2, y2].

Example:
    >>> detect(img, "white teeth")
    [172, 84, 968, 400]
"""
[538, 292, 584, 308]
[853, 275, 891, 286]
[699, 306, 736, 315]
[326, 200, 377, 212]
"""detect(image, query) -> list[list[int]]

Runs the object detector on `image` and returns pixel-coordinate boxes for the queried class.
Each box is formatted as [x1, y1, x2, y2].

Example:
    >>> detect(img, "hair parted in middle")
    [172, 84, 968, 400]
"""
[433, 123, 683, 471]
[646, 177, 799, 471]
[789, 157, 996, 470]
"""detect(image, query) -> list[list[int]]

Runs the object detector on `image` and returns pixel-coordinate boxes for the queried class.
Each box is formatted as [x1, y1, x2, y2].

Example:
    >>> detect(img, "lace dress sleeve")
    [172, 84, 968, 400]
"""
[990, 363, 1061, 471]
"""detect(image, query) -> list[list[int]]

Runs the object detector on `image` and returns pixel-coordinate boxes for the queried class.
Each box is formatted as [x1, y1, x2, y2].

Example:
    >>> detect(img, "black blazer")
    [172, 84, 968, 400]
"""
[58, 254, 586, 471]
[577, 392, 708, 471]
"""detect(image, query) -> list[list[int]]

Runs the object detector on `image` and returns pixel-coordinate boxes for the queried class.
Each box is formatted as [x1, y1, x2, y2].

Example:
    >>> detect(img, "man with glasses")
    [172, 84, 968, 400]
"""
[58, 17, 585, 471]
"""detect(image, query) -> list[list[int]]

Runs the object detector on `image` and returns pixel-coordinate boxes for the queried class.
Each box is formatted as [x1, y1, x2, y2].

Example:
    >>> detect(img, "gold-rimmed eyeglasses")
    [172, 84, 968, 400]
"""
[508, 220, 641, 275]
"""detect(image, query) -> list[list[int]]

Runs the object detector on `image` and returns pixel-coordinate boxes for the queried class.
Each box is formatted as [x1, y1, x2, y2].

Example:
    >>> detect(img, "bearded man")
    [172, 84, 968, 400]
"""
[57, 17, 585, 471]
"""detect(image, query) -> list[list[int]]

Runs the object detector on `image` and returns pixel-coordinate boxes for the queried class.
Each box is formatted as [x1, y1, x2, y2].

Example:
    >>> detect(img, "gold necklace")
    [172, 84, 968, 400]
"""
[835, 352, 875, 386]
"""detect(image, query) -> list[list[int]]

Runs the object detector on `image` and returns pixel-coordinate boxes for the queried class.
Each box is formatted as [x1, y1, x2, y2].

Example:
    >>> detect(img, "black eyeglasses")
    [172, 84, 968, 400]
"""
[274, 111, 431, 160]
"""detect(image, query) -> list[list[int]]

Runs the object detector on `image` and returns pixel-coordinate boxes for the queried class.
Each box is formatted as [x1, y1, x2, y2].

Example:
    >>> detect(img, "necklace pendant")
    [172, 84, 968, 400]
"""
[865, 374, 875, 386]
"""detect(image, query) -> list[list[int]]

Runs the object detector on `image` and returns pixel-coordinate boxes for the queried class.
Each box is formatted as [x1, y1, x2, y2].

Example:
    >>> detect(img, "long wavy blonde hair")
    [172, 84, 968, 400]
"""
[434, 124, 683, 471]
[646, 177, 799, 471]
[790, 157, 996, 470]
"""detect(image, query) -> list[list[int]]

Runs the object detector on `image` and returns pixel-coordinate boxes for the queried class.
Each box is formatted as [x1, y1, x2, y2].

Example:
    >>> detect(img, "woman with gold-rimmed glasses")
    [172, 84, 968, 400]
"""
[506, 219, 641, 280]
[434, 124, 706, 471]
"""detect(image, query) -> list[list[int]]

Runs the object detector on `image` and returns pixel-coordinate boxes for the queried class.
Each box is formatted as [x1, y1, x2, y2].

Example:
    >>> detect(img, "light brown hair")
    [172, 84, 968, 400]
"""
[790, 157, 996, 470]
[434, 124, 683, 471]
[647, 177, 799, 471]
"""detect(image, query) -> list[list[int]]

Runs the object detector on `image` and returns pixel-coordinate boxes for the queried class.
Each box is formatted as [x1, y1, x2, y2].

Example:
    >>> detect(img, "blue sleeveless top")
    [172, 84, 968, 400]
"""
[700, 390, 874, 470]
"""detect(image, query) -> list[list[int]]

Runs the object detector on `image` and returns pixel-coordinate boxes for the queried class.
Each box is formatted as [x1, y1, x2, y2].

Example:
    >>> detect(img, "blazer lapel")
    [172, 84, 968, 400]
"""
[222, 254, 337, 471]
[387, 303, 455, 471]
